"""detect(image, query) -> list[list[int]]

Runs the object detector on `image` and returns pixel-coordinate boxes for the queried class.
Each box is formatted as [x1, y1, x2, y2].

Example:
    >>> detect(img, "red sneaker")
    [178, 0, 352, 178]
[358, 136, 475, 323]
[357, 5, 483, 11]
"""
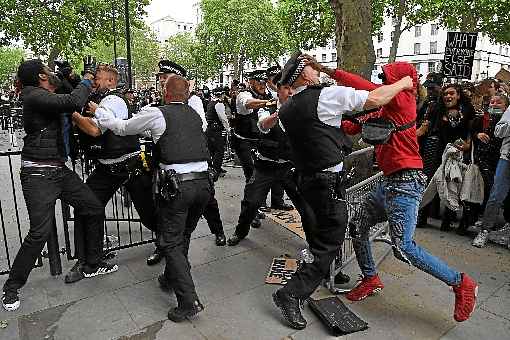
[453, 273, 478, 322]
[345, 275, 384, 301]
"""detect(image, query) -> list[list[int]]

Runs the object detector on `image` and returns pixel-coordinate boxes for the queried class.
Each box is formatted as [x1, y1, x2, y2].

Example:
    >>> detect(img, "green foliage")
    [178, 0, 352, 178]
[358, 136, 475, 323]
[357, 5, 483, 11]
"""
[0, 0, 149, 59]
[197, 0, 286, 78]
[383, 0, 437, 31]
[0, 46, 24, 87]
[163, 33, 221, 83]
[435, 0, 510, 44]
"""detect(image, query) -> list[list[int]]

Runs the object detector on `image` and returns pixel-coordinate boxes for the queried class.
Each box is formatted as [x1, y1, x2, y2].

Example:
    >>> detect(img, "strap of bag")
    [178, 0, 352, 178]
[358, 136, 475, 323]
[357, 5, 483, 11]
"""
[395, 120, 416, 131]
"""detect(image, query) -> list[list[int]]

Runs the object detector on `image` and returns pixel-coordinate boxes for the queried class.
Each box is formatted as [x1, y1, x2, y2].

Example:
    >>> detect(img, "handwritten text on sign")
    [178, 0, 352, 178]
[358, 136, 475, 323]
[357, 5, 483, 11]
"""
[443, 32, 478, 79]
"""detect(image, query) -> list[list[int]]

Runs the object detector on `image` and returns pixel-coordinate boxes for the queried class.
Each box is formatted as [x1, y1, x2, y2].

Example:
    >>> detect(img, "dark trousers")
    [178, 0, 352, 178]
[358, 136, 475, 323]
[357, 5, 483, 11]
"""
[206, 126, 226, 175]
[231, 136, 286, 205]
[159, 178, 212, 308]
[234, 160, 315, 240]
[3, 166, 104, 293]
[74, 164, 158, 262]
[202, 193, 224, 235]
[280, 172, 348, 299]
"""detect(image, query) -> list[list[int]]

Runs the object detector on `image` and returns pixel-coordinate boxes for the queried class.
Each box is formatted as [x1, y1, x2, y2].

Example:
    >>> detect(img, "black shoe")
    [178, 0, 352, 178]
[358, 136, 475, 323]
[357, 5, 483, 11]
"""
[259, 205, 271, 213]
[2, 290, 20, 311]
[158, 274, 172, 292]
[440, 220, 453, 232]
[147, 249, 163, 266]
[257, 211, 266, 219]
[272, 289, 307, 330]
[64, 260, 85, 284]
[227, 233, 244, 246]
[167, 301, 204, 322]
[215, 233, 226, 246]
[82, 261, 118, 278]
[334, 271, 351, 285]
[271, 203, 294, 211]
[251, 218, 261, 229]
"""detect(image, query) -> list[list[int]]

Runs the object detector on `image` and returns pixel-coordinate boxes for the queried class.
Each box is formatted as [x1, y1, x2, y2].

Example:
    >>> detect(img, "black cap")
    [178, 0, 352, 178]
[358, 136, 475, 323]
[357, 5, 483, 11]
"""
[266, 66, 281, 79]
[247, 69, 267, 82]
[158, 60, 187, 77]
[280, 51, 306, 86]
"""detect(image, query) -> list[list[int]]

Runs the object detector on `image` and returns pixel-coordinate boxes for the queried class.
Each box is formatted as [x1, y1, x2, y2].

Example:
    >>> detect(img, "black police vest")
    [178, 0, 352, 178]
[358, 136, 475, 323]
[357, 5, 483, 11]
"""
[155, 103, 209, 165]
[278, 85, 352, 174]
[81, 90, 140, 159]
[206, 100, 223, 129]
[235, 89, 273, 139]
[21, 86, 66, 162]
[257, 119, 293, 161]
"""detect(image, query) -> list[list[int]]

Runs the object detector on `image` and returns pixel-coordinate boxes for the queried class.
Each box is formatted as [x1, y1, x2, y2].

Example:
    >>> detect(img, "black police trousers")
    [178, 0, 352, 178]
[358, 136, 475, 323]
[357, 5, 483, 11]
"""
[231, 135, 286, 206]
[4, 166, 104, 293]
[234, 160, 315, 240]
[202, 194, 225, 236]
[159, 178, 212, 308]
[73, 163, 158, 262]
[206, 125, 226, 176]
[280, 172, 348, 299]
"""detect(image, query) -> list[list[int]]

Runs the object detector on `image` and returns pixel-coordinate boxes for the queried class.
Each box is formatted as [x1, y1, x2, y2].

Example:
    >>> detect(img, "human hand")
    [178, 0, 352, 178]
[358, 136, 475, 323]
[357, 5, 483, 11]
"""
[477, 133, 490, 144]
[88, 101, 98, 115]
[399, 76, 414, 90]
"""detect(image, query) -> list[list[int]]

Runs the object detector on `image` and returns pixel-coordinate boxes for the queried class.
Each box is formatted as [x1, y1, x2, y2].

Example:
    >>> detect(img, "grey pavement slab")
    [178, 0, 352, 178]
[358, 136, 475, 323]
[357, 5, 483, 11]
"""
[440, 308, 510, 340]
[117, 319, 206, 340]
[480, 282, 510, 321]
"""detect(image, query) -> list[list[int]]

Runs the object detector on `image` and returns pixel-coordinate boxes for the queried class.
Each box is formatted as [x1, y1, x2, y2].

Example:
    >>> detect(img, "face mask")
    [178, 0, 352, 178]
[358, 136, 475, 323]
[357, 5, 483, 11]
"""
[488, 107, 504, 116]
[48, 73, 62, 89]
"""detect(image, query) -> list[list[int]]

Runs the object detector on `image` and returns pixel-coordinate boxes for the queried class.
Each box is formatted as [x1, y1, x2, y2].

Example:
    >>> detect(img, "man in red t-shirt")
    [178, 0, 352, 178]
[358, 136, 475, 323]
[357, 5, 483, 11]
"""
[301, 56, 478, 323]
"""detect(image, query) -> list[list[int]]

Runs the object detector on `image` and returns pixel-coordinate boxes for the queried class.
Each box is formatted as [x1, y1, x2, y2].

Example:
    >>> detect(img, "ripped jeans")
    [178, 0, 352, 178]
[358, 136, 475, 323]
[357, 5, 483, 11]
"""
[351, 172, 461, 286]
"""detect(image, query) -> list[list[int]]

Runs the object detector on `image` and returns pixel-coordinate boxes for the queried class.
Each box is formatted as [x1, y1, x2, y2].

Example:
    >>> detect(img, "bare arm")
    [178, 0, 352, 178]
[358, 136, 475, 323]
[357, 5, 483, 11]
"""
[72, 112, 101, 137]
[363, 76, 414, 110]
[246, 98, 272, 110]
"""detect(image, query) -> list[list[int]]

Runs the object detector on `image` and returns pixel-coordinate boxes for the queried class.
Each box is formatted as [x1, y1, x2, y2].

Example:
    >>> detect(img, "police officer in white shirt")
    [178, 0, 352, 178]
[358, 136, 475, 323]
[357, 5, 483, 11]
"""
[93, 74, 211, 322]
[155, 61, 227, 247]
[272, 52, 414, 330]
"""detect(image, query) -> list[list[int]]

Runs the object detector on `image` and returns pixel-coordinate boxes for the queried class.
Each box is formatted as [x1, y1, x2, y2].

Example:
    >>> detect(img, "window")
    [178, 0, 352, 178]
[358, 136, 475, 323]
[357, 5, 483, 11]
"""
[312, 54, 316, 60]
[428, 62, 436, 73]
[377, 48, 383, 58]
[390, 31, 395, 42]
[178, 24, 181, 29]
[430, 41, 438, 54]
[499, 46, 503, 55]
[332, 53, 337, 62]
[415, 26, 421, 37]
[322, 54, 327, 62]
[413, 63, 420, 73]
[377, 32, 383, 43]
[431, 24, 439, 36]
[506, 48, 509, 56]
[184, 25, 187, 30]
[414, 43, 421, 55]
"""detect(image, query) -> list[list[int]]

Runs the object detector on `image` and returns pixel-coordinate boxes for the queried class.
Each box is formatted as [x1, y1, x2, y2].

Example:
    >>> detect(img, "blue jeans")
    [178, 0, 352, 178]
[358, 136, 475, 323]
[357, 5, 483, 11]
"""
[352, 177, 461, 286]
[482, 158, 510, 230]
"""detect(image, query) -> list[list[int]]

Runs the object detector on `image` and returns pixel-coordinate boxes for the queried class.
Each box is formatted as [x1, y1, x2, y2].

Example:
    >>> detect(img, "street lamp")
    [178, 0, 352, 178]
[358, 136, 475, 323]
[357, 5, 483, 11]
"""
[112, 2, 118, 66]
[124, 0, 133, 88]
[487, 51, 491, 79]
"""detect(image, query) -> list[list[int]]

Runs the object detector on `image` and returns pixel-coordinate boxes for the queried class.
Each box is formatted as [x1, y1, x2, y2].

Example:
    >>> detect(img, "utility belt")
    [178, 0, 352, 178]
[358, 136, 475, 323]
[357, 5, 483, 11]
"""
[206, 122, 224, 131]
[297, 170, 347, 201]
[153, 169, 212, 201]
[98, 154, 148, 176]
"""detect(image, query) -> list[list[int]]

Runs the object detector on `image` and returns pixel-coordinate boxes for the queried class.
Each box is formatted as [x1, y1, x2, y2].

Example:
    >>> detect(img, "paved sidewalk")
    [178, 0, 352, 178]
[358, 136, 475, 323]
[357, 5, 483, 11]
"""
[0, 167, 509, 340]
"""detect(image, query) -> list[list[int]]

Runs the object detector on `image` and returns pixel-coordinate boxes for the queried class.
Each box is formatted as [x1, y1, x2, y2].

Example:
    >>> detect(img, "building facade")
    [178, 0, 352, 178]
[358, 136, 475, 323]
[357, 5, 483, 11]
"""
[150, 15, 196, 43]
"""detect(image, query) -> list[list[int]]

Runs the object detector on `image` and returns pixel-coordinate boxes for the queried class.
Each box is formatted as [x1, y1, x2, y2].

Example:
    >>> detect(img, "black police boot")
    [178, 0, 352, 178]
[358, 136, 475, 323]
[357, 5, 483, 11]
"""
[251, 218, 262, 229]
[168, 300, 204, 322]
[272, 289, 307, 330]
[215, 233, 226, 246]
[227, 233, 245, 246]
[334, 271, 351, 285]
[147, 248, 163, 266]
[271, 203, 295, 211]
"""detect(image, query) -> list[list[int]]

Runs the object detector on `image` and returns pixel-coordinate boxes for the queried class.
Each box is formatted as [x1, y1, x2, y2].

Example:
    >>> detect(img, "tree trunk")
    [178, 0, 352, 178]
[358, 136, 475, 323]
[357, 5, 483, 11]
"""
[330, 0, 375, 80]
[388, 0, 406, 63]
[47, 45, 62, 71]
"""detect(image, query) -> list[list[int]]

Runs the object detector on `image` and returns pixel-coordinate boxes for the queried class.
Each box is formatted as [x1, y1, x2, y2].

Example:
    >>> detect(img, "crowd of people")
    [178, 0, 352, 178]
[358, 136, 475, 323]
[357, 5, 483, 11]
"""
[2, 50, 499, 331]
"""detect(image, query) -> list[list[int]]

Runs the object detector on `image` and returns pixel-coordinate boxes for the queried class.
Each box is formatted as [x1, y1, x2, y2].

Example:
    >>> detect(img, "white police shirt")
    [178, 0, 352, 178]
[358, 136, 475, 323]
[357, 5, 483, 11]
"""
[96, 101, 208, 174]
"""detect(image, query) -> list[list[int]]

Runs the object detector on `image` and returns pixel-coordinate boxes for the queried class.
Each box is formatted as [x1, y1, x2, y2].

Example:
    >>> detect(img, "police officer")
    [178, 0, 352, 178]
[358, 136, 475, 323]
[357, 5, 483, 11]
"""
[155, 61, 226, 246]
[2, 60, 107, 312]
[206, 87, 230, 180]
[272, 52, 413, 329]
[70, 64, 159, 281]
[94, 74, 210, 321]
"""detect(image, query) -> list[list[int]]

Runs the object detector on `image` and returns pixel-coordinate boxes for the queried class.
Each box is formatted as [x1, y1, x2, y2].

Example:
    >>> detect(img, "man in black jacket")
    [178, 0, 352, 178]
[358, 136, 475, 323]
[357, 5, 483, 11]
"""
[2, 60, 113, 312]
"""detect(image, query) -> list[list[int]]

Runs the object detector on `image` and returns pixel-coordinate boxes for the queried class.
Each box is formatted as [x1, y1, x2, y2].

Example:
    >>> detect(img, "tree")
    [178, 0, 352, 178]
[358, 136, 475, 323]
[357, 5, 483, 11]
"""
[163, 33, 221, 83]
[0, 0, 149, 68]
[67, 24, 161, 84]
[0, 46, 24, 87]
[435, 0, 510, 44]
[197, 0, 286, 80]
[381, 0, 437, 62]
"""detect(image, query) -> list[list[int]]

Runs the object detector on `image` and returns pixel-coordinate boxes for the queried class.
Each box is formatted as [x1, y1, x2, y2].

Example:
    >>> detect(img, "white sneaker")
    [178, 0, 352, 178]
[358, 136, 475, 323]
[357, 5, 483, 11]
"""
[488, 223, 510, 246]
[2, 291, 20, 311]
[472, 230, 489, 248]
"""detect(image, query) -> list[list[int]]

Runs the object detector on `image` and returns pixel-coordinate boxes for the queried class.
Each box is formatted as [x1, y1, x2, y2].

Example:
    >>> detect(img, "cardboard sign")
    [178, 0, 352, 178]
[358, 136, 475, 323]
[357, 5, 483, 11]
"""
[495, 68, 510, 83]
[443, 32, 478, 79]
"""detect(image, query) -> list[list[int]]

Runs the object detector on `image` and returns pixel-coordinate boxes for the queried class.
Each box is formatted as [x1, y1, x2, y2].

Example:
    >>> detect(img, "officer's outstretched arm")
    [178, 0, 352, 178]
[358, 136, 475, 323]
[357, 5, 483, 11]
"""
[72, 112, 101, 137]
[364, 76, 413, 110]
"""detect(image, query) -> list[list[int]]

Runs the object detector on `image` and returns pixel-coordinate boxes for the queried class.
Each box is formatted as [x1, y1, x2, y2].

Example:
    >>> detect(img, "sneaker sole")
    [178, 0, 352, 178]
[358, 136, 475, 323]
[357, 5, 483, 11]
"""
[3, 300, 20, 311]
[83, 265, 119, 278]
[347, 287, 383, 301]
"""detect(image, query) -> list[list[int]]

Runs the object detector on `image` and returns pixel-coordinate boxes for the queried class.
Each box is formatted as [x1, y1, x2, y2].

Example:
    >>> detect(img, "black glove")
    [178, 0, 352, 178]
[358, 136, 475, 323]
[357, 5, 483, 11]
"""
[82, 55, 97, 76]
